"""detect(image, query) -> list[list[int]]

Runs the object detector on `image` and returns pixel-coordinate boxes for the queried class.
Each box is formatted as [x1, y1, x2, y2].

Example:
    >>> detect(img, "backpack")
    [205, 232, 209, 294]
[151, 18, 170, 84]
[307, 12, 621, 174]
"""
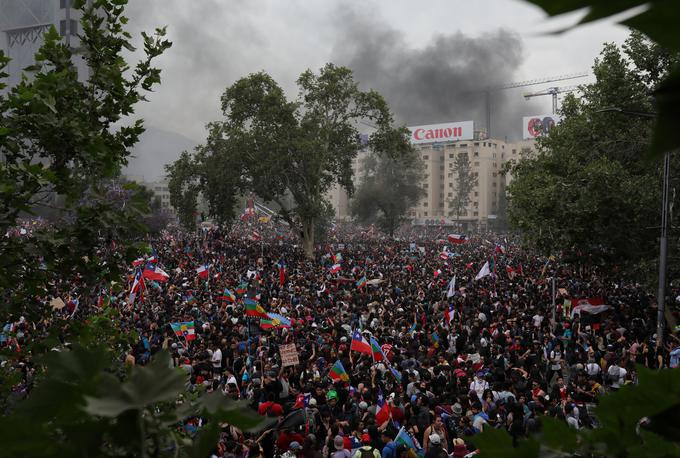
[359, 446, 375, 458]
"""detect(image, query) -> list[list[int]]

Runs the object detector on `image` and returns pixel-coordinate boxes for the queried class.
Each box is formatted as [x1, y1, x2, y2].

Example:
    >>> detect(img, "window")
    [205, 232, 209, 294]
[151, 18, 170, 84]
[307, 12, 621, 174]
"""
[449, 163, 453, 168]
[474, 172, 479, 177]
[474, 162, 480, 167]
[493, 162, 497, 168]
[423, 202, 428, 207]
[440, 175, 444, 180]
[474, 201, 479, 207]
[493, 153, 496, 158]
[424, 212, 428, 216]
[448, 192, 452, 197]
[474, 142, 479, 146]
[440, 184, 444, 189]
[439, 202, 444, 207]
[474, 211, 479, 216]
[423, 183, 428, 188]
[449, 154, 454, 159]
[423, 155, 429, 160]
[474, 191, 478, 196]
[512, 149, 517, 154]
[424, 192, 428, 197]
[448, 173, 452, 178]
[492, 172, 497, 177]
[439, 165, 444, 170]
[492, 182, 497, 187]
[448, 183, 453, 188]
[459, 144, 467, 147]
[473, 152, 479, 157]
[440, 193, 444, 198]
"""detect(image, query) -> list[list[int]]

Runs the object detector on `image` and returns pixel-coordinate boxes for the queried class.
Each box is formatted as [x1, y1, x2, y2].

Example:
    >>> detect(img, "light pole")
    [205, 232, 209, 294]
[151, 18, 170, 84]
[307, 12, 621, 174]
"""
[596, 107, 667, 347]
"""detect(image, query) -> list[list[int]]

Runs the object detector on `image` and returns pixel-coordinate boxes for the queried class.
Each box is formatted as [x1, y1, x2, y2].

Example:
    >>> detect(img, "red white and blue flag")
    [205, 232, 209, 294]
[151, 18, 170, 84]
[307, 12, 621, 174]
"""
[143, 263, 170, 282]
[448, 234, 467, 244]
[196, 264, 210, 280]
[350, 330, 372, 355]
[128, 269, 146, 305]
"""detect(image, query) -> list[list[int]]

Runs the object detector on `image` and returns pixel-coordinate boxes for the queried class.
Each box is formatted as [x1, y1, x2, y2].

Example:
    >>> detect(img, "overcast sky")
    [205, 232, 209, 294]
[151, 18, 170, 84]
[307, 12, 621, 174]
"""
[123, 0, 631, 144]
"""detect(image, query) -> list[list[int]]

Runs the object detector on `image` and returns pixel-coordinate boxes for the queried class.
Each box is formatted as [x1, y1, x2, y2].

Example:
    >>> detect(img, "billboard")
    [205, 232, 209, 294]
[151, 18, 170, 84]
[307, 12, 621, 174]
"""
[523, 114, 561, 139]
[408, 121, 474, 144]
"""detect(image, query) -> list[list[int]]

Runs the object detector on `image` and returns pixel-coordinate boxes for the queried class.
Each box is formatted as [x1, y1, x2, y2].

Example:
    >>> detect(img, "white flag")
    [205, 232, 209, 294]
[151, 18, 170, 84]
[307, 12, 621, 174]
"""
[446, 275, 457, 298]
[475, 261, 490, 280]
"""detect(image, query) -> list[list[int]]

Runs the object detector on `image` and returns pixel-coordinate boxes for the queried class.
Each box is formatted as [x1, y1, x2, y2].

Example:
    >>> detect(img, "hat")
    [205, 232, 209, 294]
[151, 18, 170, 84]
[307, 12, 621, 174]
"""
[290, 441, 301, 450]
[308, 397, 317, 407]
[326, 390, 338, 401]
[429, 433, 441, 445]
[361, 433, 371, 443]
[452, 403, 463, 415]
[334, 435, 344, 450]
[359, 401, 368, 410]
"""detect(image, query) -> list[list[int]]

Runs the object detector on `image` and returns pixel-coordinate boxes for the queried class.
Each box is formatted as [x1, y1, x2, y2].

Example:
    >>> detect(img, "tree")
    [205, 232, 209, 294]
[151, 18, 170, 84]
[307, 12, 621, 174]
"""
[166, 151, 201, 230]
[351, 132, 424, 236]
[447, 152, 477, 220]
[521, 1, 680, 158]
[507, 34, 680, 270]
[169, 64, 400, 257]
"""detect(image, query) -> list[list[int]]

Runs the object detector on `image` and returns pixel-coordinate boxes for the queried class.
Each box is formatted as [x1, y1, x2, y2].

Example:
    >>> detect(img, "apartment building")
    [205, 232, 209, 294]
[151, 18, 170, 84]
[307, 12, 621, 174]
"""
[328, 121, 535, 226]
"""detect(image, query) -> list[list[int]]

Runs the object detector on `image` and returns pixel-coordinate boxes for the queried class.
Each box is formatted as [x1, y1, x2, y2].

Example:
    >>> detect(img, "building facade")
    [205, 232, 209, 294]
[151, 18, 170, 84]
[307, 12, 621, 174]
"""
[328, 122, 535, 227]
[1, 0, 90, 91]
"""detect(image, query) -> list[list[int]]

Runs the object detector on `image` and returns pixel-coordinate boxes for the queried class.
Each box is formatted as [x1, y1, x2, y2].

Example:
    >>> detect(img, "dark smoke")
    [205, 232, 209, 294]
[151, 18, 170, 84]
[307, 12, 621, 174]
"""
[331, 8, 542, 141]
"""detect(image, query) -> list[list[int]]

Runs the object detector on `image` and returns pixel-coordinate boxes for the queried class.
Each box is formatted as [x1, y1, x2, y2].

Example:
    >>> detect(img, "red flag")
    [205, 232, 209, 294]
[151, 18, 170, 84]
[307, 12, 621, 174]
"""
[279, 265, 286, 286]
[466, 262, 474, 270]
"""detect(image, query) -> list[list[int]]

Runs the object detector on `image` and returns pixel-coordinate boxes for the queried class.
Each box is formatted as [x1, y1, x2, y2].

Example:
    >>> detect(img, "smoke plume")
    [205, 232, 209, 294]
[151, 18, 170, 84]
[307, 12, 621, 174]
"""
[331, 8, 540, 140]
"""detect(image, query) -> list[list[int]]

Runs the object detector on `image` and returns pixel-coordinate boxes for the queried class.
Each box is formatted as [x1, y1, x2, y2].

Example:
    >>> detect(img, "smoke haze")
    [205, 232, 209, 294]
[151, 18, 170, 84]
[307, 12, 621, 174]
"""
[331, 7, 542, 140]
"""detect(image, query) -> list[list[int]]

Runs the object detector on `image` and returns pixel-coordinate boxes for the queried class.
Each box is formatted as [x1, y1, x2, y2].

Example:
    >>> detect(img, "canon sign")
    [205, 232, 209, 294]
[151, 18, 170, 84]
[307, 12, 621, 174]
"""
[408, 121, 474, 144]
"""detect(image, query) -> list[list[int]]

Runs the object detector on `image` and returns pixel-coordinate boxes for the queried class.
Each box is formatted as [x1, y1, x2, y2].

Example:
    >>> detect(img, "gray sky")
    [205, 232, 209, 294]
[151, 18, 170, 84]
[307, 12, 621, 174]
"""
[123, 0, 631, 144]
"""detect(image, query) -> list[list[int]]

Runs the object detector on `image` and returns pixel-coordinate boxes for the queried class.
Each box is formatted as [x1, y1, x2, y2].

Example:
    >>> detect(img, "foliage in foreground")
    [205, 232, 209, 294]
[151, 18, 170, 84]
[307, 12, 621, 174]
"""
[522, 0, 680, 159]
[0, 0, 171, 315]
[0, 319, 271, 458]
[473, 365, 680, 457]
[506, 33, 680, 272]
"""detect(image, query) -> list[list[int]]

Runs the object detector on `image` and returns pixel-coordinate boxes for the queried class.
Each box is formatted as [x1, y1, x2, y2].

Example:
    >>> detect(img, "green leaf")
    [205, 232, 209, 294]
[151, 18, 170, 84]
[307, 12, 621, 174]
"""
[198, 391, 274, 432]
[650, 67, 680, 157]
[82, 351, 186, 417]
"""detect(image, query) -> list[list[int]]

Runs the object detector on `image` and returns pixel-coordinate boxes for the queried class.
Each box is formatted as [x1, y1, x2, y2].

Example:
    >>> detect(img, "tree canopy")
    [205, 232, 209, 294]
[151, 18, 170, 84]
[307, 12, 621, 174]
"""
[507, 33, 680, 272]
[351, 135, 424, 236]
[168, 64, 408, 256]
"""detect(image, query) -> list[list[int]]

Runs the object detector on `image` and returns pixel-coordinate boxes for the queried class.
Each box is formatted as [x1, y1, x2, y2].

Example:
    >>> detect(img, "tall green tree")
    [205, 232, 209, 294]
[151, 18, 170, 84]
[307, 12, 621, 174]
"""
[507, 33, 679, 270]
[351, 131, 424, 236]
[0, 0, 171, 313]
[447, 152, 477, 220]
[521, 1, 680, 158]
[166, 150, 201, 230]
[170, 64, 400, 257]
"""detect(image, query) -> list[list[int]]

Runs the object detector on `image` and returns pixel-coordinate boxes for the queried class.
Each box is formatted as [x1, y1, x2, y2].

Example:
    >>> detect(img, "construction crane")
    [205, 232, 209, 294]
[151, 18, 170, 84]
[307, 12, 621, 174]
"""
[481, 72, 588, 137]
[523, 85, 581, 113]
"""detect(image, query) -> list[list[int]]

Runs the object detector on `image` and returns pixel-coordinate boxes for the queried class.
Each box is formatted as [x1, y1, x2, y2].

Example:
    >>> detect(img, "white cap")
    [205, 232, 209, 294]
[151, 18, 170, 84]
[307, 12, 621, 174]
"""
[429, 433, 441, 445]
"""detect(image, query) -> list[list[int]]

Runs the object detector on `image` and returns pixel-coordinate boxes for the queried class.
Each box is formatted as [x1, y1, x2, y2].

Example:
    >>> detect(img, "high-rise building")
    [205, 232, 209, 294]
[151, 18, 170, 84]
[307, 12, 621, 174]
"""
[0, 0, 90, 90]
[328, 121, 535, 227]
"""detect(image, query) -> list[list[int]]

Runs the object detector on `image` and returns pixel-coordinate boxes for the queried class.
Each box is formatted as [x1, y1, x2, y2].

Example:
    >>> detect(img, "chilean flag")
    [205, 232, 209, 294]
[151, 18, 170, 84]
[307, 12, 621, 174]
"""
[330, 263, 342, 274]
[278, 260, 286, 287]
[375, 389, 391, 425]
[128, 269, 146, 305]
[143, 263, 170, 282]
[350, 330, 372, 355]
[448, 234, 467, 244]
[444, 303, 455, 326]
[196, 264, 210, 280]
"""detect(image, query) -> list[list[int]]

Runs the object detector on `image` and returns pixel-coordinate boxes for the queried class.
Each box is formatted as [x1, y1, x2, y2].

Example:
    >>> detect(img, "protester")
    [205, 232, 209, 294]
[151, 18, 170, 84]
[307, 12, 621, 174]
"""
[2, 216, 679, 457]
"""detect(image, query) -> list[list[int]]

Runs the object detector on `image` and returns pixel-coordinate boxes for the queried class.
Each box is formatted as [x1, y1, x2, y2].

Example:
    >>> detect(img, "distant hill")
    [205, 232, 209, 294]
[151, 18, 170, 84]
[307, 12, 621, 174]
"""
[124, 127, 199, 181]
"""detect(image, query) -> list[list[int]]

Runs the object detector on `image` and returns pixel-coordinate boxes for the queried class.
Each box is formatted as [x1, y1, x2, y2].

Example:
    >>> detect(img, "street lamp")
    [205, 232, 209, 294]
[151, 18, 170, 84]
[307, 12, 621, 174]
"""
[596, 107, 667, 347]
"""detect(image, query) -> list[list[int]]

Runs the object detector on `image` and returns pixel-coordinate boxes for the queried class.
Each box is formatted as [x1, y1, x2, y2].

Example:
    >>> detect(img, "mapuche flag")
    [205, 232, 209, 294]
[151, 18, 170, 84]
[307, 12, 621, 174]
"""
[244, 298, 268, 319]
[329, 359, 350, 382]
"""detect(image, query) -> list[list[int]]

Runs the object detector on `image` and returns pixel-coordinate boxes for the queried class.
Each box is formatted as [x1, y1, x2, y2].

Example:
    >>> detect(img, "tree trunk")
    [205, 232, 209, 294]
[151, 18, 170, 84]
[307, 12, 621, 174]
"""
[302, 218, 315, 259]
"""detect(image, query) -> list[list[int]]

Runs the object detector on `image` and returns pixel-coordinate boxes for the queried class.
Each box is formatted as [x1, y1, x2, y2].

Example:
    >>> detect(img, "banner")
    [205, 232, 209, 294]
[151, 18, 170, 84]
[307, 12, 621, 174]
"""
[280, 343, 299, 367]
[523, 114, 561, 139]
[408, 121, 474, 144]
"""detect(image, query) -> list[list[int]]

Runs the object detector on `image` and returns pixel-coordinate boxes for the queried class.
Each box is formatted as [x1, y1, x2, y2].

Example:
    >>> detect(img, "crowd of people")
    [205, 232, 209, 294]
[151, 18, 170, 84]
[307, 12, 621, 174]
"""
[3, 217, 680, 457]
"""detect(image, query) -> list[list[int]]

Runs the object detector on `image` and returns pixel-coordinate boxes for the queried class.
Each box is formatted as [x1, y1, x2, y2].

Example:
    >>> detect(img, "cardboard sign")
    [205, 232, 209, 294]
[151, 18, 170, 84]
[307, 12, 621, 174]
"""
[280, 343, 299, 367]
